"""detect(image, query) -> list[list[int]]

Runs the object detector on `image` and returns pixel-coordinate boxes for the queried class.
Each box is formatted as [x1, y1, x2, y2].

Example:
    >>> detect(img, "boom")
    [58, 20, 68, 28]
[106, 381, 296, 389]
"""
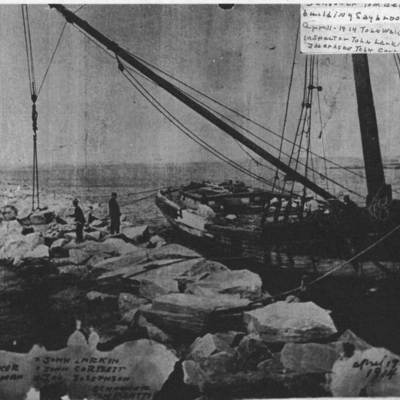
[50, 4, 336, 201]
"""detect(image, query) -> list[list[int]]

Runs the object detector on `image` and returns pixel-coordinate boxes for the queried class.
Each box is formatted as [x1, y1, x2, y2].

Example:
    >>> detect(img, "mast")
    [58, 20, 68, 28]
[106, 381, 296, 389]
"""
[352, 54, 390, 204]
[50, 4, 336, 201]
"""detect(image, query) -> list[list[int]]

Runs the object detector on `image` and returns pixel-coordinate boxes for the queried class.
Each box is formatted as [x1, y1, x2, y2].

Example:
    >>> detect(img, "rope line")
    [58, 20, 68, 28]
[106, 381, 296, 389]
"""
[122, 48, 366, 180]
[316, 58, 330, 191]
[120, 65, 285, 191]
[214, 222, 400, 315]
[70, 15, 362, 198]
[277, 223, 400, 299]
[21, 4, 40, 210]
[38, 22, 67, 96]
[273, 21, 299, 190]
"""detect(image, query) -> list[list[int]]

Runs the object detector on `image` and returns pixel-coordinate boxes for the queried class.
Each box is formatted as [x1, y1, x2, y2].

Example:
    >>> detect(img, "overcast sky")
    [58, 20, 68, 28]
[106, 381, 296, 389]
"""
[0, 4, 399, 168]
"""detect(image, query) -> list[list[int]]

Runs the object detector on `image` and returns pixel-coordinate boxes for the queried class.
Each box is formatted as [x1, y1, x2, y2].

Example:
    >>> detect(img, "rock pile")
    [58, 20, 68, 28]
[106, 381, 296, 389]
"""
[1, 185, 398, 398]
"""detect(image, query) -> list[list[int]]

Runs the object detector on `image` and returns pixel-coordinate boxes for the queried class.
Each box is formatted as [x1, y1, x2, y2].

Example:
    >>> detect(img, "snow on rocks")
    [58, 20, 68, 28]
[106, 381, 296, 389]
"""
[91, 248, 148, 271]
[103, 237, 140, 254]
[120, 225, 149, 243]
[0, 220, 23, 239]
[29, 210, 55, 225]
[243, 301, 337, 343]
[184, 269, 262, 300]
[148, 243, 201, 261]
[188, 333, 235, 361]
[0, 232, 45, 265]
[142, 293, 250, 336]
[23, 244, 49, 261]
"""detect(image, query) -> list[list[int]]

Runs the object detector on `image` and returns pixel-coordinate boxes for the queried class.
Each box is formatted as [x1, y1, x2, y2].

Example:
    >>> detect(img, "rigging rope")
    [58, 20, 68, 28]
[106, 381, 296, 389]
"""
[283, 54, 309, 197]
[277, 222, 400, 299]
[21, 5, 40, 211]
[125, 58, 362, 198]
[70, 19, 363, 199]
[38, 22, 67, 95]
[272, 21, 299, 191]
[118, 60, 286, 191]
[122, 46, 366, 181]
[316, 57, 330, 191]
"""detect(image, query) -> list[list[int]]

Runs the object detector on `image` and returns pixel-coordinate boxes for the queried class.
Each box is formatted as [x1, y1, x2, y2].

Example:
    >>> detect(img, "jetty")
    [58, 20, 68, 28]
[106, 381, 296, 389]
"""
[0, 183, 398, 399]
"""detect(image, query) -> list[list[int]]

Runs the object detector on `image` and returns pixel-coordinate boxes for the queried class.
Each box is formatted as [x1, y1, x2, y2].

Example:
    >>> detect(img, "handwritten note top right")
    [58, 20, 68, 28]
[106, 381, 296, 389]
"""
[301, 3, 400, 54]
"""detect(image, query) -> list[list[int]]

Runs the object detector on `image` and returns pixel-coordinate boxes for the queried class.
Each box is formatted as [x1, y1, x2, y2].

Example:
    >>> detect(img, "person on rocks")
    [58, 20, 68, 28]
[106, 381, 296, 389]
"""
[67, 320, 88, 347]
[70, 199, 85, 243]
[109, 192, 121, 234]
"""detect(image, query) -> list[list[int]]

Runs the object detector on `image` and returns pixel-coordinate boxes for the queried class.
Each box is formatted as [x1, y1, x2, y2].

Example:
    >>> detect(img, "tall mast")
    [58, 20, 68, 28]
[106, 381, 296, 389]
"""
[352, 54, 390, 204]
[50, 4, 336, 200]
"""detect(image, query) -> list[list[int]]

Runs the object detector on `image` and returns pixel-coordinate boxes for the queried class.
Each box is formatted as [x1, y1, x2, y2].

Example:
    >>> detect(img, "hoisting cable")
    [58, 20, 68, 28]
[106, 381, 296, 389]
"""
[69, 20, 363, 198]
[21, 4, 40, 211]
[272, 21, 299, 191]
[116, 58, 286, 192]
[122, 61, 350, 197]
[126, 56, 360, 198]
[122, 45, 366, 181]
[37, 21, 67, 95]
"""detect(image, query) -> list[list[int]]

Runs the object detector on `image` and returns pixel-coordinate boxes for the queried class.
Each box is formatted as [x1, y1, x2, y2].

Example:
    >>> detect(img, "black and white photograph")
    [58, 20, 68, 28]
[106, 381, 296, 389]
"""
[0, 2, 400, 399]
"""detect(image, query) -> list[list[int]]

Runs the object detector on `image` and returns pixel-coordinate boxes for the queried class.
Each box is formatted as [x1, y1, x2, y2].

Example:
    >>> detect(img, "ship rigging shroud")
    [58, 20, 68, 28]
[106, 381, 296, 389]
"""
[22, 5, 366, 206]
[49, 4, 344, 203]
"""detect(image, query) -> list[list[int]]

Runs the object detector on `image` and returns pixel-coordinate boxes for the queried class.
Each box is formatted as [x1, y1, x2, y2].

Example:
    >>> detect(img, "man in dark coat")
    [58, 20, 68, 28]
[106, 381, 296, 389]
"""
[109, 192, 121, 234]
[71, 198, 85, 242]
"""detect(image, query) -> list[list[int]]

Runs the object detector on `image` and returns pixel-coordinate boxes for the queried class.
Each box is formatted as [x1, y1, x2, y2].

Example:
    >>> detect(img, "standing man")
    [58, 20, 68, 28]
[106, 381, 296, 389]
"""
[71, 198, 85, 243]
[109, 192, 121, 234]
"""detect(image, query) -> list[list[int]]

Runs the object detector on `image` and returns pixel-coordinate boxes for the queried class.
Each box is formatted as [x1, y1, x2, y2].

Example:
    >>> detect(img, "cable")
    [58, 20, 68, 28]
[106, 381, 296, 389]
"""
[126, 59, 362, 198]
[37, 22, 67, 96]
[280, 222, 400, 297]
[215, 221, 400, 314]
[72, 5, 86, 14]
[21, 4, 40, 210]
[70, 22, 283, 188]
[21, 5, 36, 97]
[316, 57, 330, 191]
[125, 71, 279, 189]
[70, 21, 362, 198]
[273, 21, 299, 190]
[120, 64, 283, 191]
[123, 47, 366, 180]
[67, 10, 364, 182]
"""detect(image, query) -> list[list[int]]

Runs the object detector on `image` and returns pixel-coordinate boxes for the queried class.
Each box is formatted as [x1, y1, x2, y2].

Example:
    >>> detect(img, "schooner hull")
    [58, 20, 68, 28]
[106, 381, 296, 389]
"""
[156, 191, 400, 280]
